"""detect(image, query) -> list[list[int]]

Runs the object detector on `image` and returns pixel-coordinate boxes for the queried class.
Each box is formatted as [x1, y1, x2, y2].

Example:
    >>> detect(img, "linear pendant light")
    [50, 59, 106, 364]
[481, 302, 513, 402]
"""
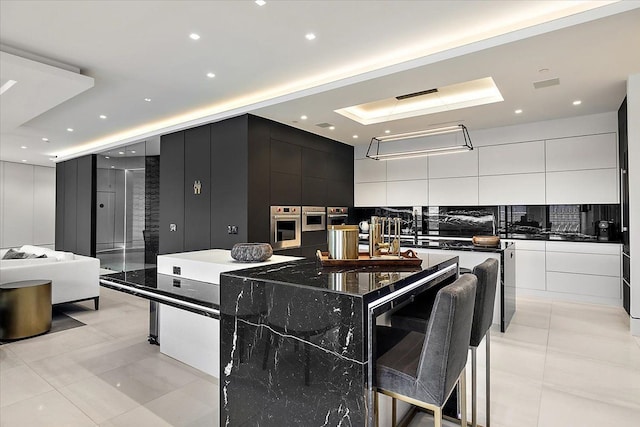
[366, 124, 473, 161]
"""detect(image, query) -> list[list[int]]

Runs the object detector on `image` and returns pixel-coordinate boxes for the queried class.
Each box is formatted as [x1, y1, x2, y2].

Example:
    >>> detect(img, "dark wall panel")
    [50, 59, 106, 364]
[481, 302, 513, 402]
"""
[63, 159, 78, 253]
[302, 147, 328, 179]
[145, 156, 160, 264]
[75, 155, 96, 257]
[184, 125, 211, 251]
[271, 172, 301, 206]
[247, 116, 271, 243]
[55, 163, 65, 251]
[159, 131, 185, 254]
[301, 176, 327, 206]
[271, 139, 301, 175]
[211, 116, 249, 249]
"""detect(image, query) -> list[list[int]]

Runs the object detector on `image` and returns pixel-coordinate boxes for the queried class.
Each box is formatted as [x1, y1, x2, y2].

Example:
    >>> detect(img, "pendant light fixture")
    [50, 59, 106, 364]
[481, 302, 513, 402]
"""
[366, 124, 473, 161]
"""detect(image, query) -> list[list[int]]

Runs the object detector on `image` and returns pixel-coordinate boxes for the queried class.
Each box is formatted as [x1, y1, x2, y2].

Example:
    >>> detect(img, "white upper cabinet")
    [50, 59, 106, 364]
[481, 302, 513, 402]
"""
[354, 158, 386, 183]
[429, 177, 478, 206]
[386, 157, 428, 181]
[354, 182, 387, 207]
[479, 173, 545, 205]
[428, 149, 478, 179]
[546, 169, 618, 204]
[479, 141, 545, 175]
[387, 180, 428, 206]
[545, 133, 617, 172]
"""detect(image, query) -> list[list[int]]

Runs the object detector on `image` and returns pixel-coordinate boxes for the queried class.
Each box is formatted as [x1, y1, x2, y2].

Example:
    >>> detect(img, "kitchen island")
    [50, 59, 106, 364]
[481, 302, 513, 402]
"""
[220, 253, 459, 426]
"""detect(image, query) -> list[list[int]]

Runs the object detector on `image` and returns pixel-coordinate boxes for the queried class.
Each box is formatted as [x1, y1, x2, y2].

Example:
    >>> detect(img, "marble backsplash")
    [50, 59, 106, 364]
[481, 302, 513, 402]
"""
[353, 204, 621, 242]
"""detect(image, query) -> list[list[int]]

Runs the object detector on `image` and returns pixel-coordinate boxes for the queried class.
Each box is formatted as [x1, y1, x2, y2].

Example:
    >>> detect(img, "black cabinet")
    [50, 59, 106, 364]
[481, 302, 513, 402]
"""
[55, 155, 96, 257]
[184, 125, 211, 251]
[159, 131, 185, 254]
[618, 97, 630, 315]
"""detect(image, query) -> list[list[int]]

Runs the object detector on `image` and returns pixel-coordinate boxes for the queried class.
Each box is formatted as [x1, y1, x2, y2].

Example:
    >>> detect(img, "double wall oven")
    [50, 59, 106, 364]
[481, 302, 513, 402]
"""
[270, 206, 301, 250]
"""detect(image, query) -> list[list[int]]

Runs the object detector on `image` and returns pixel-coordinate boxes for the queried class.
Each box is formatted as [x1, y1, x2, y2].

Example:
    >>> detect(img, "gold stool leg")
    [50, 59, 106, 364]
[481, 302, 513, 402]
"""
[434, 406, 442, 427]
[391, 397, 397, 427]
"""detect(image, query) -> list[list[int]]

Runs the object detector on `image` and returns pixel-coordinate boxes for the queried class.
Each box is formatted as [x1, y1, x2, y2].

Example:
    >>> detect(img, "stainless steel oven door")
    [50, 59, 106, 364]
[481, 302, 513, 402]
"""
[327, 207, 349, 226]
[270, 206, 301, 250]
[302, 206, 326, 232]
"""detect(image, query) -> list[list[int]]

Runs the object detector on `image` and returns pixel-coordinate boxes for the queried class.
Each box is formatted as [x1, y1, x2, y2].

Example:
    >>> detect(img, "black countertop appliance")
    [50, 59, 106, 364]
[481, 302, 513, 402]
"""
[596, 220, 617, 241]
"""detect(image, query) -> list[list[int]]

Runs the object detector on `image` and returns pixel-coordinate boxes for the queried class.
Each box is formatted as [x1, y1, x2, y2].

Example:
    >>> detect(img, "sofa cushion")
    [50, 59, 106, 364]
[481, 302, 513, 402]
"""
[19, 245, 74, 261]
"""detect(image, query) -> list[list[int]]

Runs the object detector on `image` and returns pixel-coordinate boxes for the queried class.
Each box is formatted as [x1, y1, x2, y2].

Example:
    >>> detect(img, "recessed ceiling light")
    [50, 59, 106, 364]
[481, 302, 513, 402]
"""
[21, 159, 27, 162]
[573, 100, 582, 106]
[206, 72, 216, 78]
[41, 137, 49, 142]
[300, 115, 308, 120]
[49, 158, 56, 161]
[118, 151, 125, 155]
[99, 115, 107, 119]
[144, 98, 151, 102]
[352, 135, 358, 139]
[111, 166, 115, 169]
[105, 156, 110, 159]
[514, 109, 523, 114]
[305, 33, 316, 41]
[384, 130, 391, 134]
[20, 146, 27, 149]
[329, 126, 335, 130]
[67, 128, 74, 132]
[131, 150, 136, 154]
[189, 33, 200, 40]
[255, 0, 266, 5]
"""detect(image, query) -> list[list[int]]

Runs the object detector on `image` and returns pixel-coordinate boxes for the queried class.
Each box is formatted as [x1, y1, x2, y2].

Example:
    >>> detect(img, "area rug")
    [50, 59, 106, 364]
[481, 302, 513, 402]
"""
[0, 306, 86, 344]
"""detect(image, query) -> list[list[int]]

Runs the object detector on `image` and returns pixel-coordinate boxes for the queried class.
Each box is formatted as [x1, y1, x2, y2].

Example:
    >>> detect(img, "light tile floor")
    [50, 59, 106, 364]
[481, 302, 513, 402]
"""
[1, 289, 638, 426]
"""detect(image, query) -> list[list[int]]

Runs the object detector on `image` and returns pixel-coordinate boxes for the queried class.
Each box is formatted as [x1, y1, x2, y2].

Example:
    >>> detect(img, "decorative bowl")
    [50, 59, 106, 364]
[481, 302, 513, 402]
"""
[471, 235, 500, 247]
[230, 243, 273, 262]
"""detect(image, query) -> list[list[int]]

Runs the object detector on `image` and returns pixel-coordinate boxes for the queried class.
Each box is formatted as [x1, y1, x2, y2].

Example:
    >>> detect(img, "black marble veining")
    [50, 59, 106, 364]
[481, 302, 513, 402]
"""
[220, 255, 459, 426]
[99, 268, 219, 317]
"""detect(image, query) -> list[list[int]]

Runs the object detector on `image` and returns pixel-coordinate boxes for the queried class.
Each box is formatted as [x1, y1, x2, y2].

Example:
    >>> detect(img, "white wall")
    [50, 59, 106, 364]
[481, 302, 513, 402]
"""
[628, 73, 640, 335]
[354, 112, 618, 207]
[0, 161, 55, 250]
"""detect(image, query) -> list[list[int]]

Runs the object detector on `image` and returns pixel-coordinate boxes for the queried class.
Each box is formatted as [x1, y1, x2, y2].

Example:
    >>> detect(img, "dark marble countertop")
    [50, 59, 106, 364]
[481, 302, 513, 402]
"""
[100, 268, 220, 314]
[221, 253, 458, 300]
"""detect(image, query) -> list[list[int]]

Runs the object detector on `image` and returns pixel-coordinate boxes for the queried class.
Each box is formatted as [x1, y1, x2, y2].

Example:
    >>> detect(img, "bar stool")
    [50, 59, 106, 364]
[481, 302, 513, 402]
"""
[391, 258, 499, 427]
[376, 274, 477, 427]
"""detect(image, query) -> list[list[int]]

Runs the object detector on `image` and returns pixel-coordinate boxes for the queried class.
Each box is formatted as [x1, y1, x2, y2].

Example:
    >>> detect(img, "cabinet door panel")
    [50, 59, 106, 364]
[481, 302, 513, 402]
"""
[428, 177, 478, 206]
[184, 126, 211, 251]
[159, 132, 185, 254]
[386, 180, 427, 206]
[302, 148, 328, 178]
[479, 173, 545, 205]
[516, 250, 546, 290]
[354, 182, 386, 207]
[545, 133, 617, 172]
[271, 139, 301, 175]
[546, 169, 618, 204]
[428, 149, 478, 179]
[386, 157, 427, 181]
[354, 158, 386, 183]
[271, 172, 301, 205]
[479, 141, 544, 175]
[546, 271, 620, 299]
[302, 176, 327, 205]
[546, 251, 620, 277]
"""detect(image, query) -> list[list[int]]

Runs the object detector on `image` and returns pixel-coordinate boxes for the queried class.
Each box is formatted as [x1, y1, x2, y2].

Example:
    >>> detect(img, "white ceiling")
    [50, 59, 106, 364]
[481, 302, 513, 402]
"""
[0, 1, 639, 167]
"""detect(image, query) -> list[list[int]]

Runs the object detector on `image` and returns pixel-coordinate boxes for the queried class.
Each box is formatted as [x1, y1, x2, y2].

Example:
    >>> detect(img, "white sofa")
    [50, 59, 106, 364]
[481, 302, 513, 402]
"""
[0, 245, 100, 309]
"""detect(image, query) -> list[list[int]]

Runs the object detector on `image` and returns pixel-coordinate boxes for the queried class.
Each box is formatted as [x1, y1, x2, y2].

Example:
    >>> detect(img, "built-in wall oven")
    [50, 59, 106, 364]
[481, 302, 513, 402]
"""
[270, 206, 301, 250]
[327, 207, 349, 226]
[302, 206, 326, 232]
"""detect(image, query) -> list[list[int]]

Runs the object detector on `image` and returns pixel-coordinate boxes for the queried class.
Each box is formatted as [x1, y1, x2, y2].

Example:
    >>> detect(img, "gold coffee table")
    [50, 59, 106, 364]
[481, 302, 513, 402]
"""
[0, 280, 52, 340]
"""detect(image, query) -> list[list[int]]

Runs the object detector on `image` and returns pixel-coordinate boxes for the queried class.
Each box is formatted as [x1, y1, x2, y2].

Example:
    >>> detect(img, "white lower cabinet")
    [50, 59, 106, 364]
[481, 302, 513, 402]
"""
[546, 271, 621, 300]
[516, 249, 546, 290]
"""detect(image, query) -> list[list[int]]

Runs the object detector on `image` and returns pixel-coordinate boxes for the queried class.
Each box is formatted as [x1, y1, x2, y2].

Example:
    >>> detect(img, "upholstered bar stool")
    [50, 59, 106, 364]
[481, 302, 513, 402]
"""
[376, 274, 477, 427]
[391, 258, 499, 427]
